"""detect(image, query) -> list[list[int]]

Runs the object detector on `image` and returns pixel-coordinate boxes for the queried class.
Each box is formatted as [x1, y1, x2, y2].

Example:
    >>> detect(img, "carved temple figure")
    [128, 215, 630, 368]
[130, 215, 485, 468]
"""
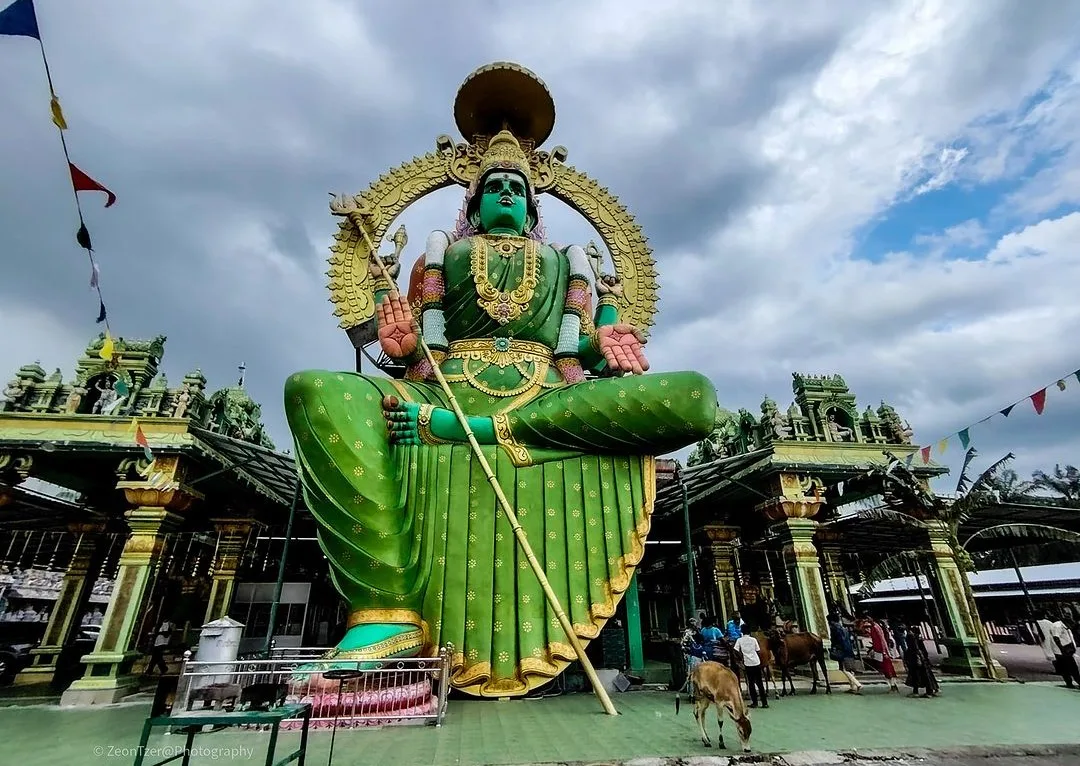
[826, 411, 853, 441]
[65, 386, 87, 414]
[2, 378, 23, 404]
[761, 397, 792, 439]
[91, 379, 118, 415]
[172, 384, 191, 418]
[284, 63, 718, 697]
[878, 402, 913, 444]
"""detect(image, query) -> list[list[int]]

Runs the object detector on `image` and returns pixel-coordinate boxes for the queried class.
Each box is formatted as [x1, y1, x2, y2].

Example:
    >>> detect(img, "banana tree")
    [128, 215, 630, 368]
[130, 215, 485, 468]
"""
[1031, 464, 1080, 507]
[845, 449, 1080, 680]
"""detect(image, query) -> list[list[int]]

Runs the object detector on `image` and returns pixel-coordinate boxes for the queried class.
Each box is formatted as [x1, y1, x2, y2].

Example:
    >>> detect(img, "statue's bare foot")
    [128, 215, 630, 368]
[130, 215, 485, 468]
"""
[383, 396, 421, 445]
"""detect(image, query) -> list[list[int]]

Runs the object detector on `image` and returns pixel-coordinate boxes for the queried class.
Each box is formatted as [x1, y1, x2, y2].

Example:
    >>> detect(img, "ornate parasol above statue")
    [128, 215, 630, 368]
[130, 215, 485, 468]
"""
[328, 62, 658, 371]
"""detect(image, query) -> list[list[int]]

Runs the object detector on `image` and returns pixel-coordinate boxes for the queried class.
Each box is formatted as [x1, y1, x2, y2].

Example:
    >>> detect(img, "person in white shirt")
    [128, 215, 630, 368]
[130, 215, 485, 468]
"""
[1049, 617, 1079, 689]
[1036, 611, 1079, 688]
[734, 624, 768, 708]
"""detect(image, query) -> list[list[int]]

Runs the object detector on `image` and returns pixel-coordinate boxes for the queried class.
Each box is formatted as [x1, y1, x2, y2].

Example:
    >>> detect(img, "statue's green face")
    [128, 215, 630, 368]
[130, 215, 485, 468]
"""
[477, 171, 529, 235]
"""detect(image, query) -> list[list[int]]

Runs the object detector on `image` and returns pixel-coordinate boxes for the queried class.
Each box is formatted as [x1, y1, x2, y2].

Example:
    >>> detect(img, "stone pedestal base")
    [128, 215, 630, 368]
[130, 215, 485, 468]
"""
[938, 638, 1007, 679]
[13, 653, 60, 686]
[60, 650, 142, 706]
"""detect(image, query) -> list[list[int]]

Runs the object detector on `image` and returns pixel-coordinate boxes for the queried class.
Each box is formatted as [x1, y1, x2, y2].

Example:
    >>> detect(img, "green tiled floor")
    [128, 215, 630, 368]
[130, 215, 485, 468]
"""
[0, 683, 1077, 766]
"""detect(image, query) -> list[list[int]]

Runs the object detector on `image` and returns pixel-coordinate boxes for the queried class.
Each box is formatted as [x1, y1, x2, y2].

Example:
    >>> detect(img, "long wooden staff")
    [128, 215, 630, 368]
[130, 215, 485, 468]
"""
[357, 223, 619, 716]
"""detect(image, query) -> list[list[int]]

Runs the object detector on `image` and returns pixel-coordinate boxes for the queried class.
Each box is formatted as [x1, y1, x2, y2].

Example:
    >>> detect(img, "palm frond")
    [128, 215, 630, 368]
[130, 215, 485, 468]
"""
[949, 452, 1016, 525]
[860, 550, 928, 592]
[968, 452, 1017, 498]
[962, 523, 1080, 551]
[954, 447, 979, 496]
[827, 507, 928, 528]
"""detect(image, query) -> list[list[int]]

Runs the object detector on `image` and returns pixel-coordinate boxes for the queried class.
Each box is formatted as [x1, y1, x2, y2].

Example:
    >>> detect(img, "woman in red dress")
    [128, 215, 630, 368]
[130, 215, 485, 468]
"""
[860, 615, 901, 693]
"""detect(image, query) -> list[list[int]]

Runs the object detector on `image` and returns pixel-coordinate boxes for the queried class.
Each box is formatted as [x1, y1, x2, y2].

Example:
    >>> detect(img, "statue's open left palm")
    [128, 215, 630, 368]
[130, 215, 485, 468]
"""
[377, 295, 417, 359]
[598, 323, 649, 375]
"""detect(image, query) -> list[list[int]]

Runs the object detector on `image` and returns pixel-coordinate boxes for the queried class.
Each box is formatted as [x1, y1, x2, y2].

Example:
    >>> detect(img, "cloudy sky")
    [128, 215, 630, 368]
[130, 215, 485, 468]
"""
[2, 0, 1078, 490]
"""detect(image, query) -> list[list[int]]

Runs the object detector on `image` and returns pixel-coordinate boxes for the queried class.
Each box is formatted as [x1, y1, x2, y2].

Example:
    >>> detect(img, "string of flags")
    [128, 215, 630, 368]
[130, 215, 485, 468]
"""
[1, 0, 141, 451]
[1, 0, 120, 344]
[1, 0, 143, 455]
[827, 365, 1080, 498]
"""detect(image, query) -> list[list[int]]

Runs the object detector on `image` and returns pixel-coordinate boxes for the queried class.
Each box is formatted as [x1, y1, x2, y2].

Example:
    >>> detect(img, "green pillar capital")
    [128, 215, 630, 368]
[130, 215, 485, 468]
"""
[204, 517, 260, 623]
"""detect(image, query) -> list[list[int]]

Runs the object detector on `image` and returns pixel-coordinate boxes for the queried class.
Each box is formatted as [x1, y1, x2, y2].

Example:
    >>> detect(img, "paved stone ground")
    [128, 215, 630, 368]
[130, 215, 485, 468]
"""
[0, 681, 1077, 766]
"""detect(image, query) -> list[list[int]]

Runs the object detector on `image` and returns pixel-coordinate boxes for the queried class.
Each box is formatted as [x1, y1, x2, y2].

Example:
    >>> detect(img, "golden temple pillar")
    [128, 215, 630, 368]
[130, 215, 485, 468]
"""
[704, 525, 741, 625]
[815, 529, 853, 618]
[204, 518, 258, 623]
[758, 495, 829, 640]
[62, 459, 201, 706]
[15, 523, 109, 686]
[924, 522, 1006, 679]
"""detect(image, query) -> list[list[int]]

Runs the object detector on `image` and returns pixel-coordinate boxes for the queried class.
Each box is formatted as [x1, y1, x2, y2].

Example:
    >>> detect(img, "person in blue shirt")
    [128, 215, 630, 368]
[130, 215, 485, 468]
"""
[725, 611, 743, 643]
[700, 616, 724, 646]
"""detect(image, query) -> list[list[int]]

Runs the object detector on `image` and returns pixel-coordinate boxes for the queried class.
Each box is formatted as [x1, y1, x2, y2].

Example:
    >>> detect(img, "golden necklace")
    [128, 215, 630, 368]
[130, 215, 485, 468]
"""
[471, 236, 539, 325]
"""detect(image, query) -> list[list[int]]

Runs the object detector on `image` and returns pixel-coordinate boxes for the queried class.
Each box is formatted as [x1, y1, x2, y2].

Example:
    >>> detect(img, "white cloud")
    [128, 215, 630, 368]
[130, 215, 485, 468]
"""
[2, 0, 1079, 488]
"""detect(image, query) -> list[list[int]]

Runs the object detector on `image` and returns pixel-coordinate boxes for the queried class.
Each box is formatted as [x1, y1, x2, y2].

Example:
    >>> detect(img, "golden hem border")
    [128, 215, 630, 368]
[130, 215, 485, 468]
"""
[448, 456, 655, 697]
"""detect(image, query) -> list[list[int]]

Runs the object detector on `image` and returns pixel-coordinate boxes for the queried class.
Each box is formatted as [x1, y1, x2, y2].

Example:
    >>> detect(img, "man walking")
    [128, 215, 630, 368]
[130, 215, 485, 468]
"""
[734, 624, 768, 708]
[828, 612, 863, 694]
[147, 619, 173, 675]
[1036, 610, 1079, 688]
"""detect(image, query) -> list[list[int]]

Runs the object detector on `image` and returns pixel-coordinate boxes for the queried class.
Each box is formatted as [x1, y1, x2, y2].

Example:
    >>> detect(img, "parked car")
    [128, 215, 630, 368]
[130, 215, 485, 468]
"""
[0, 642, 36, 685]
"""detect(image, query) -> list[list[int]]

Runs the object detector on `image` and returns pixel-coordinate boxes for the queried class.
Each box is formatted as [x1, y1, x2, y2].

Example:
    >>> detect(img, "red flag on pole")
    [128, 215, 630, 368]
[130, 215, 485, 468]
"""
[920, 446, 931, 464]
[69, 162, 116, 207]
[133, 421, 153, 462]
[1030, 388, 1047, 415]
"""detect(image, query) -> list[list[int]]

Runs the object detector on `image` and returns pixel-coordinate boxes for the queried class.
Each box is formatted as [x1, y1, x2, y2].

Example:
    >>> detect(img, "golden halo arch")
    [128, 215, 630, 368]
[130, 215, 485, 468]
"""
[327, 137, 659, 339]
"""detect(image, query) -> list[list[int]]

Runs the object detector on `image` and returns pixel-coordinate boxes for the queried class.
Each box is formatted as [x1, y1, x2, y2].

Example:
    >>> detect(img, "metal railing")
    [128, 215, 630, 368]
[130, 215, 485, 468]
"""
[174, 645, 452, 728]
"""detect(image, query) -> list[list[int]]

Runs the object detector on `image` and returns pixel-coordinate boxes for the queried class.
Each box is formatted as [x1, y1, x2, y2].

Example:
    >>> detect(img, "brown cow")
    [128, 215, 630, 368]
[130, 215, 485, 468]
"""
[768, 628, 832, 696]
[675, 661, 752, 751]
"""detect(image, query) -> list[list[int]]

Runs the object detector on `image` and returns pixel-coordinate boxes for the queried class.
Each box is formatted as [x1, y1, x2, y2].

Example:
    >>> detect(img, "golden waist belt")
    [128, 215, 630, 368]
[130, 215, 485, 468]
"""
[446, 338, 553, 368]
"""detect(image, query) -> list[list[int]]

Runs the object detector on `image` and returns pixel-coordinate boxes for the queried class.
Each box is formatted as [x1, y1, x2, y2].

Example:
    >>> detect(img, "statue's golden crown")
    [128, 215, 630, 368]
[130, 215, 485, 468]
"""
[477, 129, 533, 185]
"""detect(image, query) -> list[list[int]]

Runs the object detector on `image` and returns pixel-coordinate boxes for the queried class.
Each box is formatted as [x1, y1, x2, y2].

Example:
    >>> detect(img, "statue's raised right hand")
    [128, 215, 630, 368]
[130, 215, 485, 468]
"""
[376, 295, 418, 359]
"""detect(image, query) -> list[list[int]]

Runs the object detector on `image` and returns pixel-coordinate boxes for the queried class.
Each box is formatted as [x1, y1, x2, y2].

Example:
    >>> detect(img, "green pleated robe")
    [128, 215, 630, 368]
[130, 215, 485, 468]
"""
[285, 235, 717, 696]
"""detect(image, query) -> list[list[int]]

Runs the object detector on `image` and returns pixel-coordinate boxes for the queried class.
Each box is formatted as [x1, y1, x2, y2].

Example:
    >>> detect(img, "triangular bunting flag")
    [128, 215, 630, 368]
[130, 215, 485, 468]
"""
[1074, 370, 1080, 385]
[69, 163, 117, 207]
[0, 0, 40, 39]
[95, 299, 106, 324]
[920, 446, 931, 464]
[958, 428, 971, 450]
[89, 262, 100, 289]
[1030, 388, 1047, 414]
[1057, 379, 1067, 391]
[1000, 404, 1015, 418]
[76, 222, 92, 251]
[133, 420, 153, 462]
[904, 453, 915, 467]
[98, 331, 114, 361]
[114, 379, 129, 396]
[50, 94, 67, 130]
[937, 437, 949, 455]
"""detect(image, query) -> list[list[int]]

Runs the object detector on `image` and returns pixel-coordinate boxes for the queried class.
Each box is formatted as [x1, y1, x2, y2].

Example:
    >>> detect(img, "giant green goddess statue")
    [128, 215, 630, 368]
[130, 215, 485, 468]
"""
[285, 63, 718, 697]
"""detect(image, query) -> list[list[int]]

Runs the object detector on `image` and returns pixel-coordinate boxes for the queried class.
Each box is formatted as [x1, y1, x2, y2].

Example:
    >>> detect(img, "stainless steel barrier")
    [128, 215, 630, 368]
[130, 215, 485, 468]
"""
[174, 645, 452, 729]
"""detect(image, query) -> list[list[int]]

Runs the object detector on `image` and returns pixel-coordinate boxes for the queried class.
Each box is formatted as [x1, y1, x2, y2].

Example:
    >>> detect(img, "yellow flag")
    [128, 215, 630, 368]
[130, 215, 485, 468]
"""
[50, 94, 68, 130]
[937, 437, 949, 455]
[99, 332, 115, 360]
